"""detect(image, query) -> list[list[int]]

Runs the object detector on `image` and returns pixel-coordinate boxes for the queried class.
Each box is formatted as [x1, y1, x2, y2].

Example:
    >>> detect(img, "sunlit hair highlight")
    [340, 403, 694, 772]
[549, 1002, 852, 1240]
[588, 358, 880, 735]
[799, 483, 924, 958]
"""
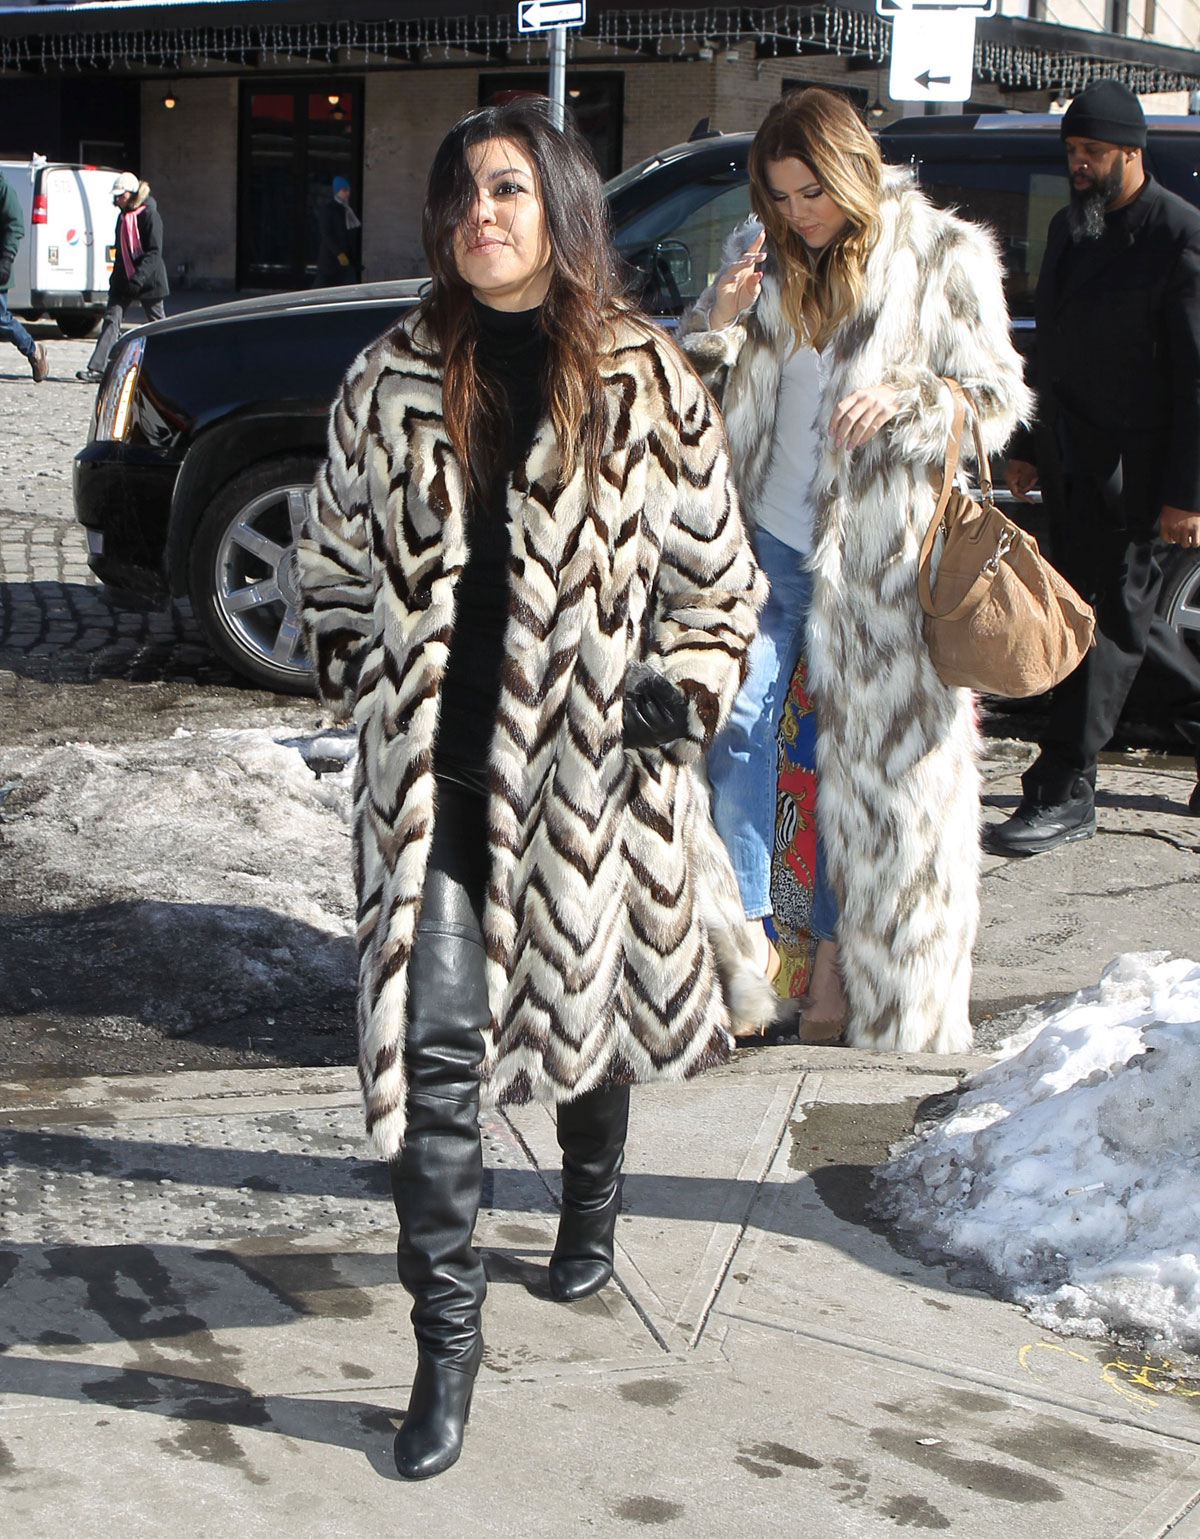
[748, 88, 883, 352]
[418, 96, 627, 502]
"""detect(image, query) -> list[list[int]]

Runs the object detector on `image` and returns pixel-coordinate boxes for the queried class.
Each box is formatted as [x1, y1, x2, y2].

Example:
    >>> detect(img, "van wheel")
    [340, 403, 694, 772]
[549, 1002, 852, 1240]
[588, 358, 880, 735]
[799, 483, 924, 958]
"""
[1159, 549, 1200, 665]
[55, 313, 101, 339]
[187, 456, 320, 695]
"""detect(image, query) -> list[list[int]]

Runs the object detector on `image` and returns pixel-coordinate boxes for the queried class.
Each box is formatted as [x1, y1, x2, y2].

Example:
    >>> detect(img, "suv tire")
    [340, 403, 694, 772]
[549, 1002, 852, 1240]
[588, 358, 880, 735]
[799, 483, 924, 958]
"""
[187, 455, 320, 695]
[1159, 547, 1200, 664]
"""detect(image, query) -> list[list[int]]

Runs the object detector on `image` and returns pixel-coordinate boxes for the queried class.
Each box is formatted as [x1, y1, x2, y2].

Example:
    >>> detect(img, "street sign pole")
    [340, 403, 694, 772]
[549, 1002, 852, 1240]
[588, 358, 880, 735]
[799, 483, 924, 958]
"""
[516, 0, 585, 125]
[549, 24, 567, 129]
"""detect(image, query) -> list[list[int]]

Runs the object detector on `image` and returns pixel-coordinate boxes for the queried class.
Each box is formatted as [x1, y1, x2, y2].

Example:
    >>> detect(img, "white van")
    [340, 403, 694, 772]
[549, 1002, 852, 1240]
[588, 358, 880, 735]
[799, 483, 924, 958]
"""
[1, 156, 118, 338]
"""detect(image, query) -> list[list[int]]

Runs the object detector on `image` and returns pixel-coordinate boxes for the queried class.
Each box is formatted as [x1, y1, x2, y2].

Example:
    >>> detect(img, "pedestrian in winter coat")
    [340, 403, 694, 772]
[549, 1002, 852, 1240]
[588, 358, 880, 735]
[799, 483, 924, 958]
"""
[0, 170, 48, 382]
[77, 172, 168, 383]
[314, 174, 361, 286]
[297, 97, 768, 1482]
[989, 78, 1200, 853]
[682, 88, 1030, 1056]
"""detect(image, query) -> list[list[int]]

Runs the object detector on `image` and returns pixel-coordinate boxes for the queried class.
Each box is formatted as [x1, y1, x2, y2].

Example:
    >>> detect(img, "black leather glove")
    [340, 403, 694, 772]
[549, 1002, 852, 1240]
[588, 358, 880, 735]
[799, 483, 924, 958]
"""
[0, 253, 13, 289]
[623, 667, 690, 750]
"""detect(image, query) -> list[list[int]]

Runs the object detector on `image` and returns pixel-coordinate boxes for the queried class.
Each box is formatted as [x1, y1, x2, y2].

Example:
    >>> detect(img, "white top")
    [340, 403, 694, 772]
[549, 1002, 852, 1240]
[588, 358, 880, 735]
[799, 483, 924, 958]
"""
[755, 339, 827, 555]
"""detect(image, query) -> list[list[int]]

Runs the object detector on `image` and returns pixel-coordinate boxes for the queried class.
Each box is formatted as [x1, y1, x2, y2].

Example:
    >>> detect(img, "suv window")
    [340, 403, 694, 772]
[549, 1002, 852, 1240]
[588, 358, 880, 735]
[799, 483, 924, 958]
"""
[613, 176, 751, 311]
[1148, 138, 1200, 204]
[888, 153, 1067, 318]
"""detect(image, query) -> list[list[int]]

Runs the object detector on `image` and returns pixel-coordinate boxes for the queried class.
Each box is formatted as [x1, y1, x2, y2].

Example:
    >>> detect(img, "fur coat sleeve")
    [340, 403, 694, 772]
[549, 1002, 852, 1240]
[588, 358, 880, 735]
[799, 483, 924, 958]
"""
[295, 352, 378, 717]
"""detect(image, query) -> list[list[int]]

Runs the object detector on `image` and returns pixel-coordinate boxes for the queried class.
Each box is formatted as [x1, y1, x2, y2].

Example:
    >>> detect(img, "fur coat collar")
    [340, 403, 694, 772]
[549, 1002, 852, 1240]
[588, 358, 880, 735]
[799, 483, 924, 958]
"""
[300, 310, 771, 1157]
[683, 171, 1032, 1054]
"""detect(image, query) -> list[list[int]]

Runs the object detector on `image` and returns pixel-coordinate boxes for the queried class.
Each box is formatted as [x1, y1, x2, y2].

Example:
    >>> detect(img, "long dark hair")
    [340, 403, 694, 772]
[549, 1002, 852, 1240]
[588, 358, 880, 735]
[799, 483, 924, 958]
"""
[418, 96, 625, 502]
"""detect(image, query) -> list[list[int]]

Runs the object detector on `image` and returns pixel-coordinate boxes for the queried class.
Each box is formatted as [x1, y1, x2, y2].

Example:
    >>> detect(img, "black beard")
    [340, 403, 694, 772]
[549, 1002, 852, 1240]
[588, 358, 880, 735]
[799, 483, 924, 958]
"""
[1066, 160, 1125, 243]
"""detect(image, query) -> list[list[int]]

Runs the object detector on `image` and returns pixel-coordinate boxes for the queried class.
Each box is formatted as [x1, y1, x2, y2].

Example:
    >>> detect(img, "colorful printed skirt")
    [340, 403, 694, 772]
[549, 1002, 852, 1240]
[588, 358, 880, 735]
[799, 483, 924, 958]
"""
[768, 652, 819, 998]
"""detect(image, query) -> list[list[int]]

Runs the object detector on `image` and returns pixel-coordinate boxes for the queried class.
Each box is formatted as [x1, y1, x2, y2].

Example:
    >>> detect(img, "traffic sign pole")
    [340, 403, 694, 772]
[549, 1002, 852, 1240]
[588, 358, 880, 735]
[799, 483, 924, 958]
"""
[549, 24, 566, 129]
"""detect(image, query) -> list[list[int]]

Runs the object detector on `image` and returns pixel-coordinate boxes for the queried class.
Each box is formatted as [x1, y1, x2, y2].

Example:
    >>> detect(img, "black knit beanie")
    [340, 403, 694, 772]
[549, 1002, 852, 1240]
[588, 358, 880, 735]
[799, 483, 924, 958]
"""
[1060, 79, 1147, 148]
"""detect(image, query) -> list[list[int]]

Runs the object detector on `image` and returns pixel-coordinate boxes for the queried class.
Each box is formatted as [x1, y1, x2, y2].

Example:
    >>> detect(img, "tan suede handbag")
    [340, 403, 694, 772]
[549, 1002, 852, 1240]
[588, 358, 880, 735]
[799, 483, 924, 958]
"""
[917, 381, 1095, 697]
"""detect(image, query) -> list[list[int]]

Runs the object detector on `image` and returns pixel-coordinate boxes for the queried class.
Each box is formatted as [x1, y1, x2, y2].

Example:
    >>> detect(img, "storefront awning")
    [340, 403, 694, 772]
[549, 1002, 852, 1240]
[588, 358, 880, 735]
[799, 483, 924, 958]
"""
[1, 0, 1197, 93]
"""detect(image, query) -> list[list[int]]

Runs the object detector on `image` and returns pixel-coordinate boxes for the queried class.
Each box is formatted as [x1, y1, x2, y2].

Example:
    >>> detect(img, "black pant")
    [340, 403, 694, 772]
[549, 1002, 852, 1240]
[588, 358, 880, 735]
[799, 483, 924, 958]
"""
[1025, 483, 1200, 802]
[87, 296, 167, 374]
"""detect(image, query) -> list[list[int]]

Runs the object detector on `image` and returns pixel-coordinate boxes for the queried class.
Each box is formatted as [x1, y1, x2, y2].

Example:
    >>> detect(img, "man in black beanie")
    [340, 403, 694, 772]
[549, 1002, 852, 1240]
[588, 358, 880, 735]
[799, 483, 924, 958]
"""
[988, 78, 1200, 854]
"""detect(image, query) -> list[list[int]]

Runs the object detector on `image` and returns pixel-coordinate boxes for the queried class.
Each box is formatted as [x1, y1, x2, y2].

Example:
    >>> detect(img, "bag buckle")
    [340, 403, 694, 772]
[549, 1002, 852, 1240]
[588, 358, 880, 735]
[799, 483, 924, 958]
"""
[983, 525, 1016, 577]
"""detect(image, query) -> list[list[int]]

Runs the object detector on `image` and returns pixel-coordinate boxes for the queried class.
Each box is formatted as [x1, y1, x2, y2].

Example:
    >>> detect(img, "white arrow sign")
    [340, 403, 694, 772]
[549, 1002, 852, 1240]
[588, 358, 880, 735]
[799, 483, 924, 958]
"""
[888, 10, 977, 102]
[518, 0, 586, 31]
[877, 0, 994, 12]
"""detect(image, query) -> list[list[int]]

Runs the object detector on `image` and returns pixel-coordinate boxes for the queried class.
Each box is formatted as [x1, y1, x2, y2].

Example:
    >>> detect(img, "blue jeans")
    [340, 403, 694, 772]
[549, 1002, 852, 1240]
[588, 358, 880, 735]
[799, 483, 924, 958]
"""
[0, 292, 35, 360]
[708, 527, 838, 942]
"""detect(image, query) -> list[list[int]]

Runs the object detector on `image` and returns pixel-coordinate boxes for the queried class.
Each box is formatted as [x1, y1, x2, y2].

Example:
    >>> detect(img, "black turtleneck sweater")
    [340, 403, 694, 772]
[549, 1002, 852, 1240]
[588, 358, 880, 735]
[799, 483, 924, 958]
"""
[434, 299, 549, 790]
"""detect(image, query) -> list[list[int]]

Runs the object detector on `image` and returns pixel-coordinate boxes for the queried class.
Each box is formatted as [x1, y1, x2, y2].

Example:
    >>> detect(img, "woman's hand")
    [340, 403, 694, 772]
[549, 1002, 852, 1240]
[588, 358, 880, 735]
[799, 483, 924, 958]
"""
[707, 230, 767, 331]
[828, 385, 900, 451]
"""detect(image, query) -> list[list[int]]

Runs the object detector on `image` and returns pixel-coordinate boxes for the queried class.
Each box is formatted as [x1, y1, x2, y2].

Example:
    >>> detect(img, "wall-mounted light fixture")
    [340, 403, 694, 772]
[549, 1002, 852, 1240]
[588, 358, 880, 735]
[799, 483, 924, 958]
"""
[327, 93, 340, 105]
[163, 87, 177, 109]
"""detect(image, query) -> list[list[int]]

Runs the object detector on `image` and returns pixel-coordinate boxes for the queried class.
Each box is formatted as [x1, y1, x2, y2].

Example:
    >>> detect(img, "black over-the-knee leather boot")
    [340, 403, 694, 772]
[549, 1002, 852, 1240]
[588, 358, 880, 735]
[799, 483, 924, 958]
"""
[389, 782, 490, 1481]
[550, 1085, 631, 1302]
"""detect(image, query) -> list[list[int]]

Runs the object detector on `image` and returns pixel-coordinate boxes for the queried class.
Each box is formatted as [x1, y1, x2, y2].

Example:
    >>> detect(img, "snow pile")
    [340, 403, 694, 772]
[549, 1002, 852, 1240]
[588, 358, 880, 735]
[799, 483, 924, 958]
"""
[0, 726, 360, 1034]
[874, 953, 1200, 1354]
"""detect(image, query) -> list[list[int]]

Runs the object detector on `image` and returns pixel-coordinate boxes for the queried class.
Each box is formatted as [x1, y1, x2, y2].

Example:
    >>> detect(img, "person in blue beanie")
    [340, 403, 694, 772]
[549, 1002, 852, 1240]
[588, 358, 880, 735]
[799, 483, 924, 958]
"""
[315, 173, 361, 286]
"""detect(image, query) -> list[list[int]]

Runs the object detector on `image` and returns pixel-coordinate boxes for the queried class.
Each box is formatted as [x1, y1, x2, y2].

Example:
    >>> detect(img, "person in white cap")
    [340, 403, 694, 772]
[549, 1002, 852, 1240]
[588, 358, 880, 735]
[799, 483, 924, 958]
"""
[76, 171, 169, 384]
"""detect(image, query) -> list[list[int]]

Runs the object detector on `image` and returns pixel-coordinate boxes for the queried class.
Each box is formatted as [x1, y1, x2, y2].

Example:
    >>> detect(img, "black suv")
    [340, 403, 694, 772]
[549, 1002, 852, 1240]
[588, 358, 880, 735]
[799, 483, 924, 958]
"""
[74, 114, 1200, 694]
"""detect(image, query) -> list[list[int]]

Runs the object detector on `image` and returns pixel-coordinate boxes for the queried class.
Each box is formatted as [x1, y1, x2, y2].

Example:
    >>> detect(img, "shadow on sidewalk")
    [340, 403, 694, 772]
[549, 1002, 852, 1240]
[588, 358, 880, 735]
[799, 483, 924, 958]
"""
[0, 1350, 404, 1481]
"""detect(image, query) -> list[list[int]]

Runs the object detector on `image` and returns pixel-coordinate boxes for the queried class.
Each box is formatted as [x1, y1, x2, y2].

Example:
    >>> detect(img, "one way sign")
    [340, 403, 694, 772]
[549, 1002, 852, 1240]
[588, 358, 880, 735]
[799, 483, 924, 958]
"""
[887, 9, 977, 102]
[517, 0, 586, 30]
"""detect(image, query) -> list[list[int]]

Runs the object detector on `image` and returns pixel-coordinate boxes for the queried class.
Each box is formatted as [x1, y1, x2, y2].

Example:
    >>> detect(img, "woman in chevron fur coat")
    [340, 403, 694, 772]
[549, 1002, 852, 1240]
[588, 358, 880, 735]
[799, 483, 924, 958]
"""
[298, 99, 767, 1479]
[681, 89, 1030, 1058]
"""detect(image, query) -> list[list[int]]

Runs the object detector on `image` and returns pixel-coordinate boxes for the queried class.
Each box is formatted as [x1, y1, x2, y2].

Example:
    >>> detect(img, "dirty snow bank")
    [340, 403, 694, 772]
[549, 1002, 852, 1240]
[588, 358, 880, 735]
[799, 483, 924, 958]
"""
[0, 726, 359, 1033]
[874, 953, 1200, 1355]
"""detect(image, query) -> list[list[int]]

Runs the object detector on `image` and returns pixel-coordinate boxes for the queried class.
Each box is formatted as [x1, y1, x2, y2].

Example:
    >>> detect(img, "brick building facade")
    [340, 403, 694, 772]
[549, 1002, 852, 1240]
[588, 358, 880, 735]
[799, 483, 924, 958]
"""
[2, 0, 1200, 291]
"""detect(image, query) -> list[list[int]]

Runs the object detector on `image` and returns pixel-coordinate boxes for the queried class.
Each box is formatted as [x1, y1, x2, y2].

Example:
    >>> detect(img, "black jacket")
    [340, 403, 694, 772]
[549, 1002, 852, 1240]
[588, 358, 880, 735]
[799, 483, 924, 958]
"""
[109, 185, 169, 304]
[1014, 175, 1200, 532]
[315, 195, 360, 285]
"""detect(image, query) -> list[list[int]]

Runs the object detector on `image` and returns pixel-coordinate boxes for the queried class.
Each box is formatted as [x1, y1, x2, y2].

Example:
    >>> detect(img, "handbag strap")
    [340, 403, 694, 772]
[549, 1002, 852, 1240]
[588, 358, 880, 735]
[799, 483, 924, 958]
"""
[917, 380, 1000, 620]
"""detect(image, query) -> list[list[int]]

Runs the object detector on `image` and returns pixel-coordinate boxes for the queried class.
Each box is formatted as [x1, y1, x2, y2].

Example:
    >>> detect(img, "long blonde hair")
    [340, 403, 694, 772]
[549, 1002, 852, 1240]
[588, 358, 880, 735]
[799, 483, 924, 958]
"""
[748, 89, 883, 353]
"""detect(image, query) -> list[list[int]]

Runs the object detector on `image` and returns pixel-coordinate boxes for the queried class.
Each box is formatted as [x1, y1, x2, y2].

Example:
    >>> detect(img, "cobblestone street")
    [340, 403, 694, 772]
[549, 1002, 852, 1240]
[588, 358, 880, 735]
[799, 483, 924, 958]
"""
[0, 328, 245, 692]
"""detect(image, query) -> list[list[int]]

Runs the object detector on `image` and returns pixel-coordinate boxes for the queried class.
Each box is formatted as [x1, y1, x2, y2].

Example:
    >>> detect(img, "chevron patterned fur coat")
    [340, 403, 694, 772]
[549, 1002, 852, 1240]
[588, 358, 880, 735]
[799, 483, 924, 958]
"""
[298, 310, 771, 1159]
[681, 169, 1031, 1054]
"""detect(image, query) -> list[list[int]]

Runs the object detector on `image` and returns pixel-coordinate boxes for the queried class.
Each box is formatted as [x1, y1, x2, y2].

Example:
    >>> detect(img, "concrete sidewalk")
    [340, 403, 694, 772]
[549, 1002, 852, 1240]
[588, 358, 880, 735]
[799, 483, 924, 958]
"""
[2, 1049, 1199, 1539]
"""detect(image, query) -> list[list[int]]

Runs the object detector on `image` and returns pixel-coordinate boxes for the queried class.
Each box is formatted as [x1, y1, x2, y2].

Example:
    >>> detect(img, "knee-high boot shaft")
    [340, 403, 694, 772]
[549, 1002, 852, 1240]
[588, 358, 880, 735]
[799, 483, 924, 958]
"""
[389, 778, 491, 1479]
[550, 1085, 630, 1303]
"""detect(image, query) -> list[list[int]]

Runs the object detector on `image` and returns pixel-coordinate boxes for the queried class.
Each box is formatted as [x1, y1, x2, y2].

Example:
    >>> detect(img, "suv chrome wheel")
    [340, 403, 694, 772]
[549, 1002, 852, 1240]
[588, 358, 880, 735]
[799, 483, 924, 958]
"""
[1161, 551, 1200, 664]
[188, 456, 319, 694]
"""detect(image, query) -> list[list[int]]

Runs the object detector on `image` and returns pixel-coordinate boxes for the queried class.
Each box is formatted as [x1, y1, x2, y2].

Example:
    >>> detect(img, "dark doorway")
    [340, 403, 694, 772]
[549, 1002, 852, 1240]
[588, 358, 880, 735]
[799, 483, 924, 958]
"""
[237, 81, 363, 289]
[478, 72, 624, 178]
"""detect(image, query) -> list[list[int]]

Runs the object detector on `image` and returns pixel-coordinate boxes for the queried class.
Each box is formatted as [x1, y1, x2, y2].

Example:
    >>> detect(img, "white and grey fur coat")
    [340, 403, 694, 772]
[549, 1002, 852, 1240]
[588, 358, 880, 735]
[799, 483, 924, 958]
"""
[298, 311, 770, 1158]
[681, 168, 1031, 1053]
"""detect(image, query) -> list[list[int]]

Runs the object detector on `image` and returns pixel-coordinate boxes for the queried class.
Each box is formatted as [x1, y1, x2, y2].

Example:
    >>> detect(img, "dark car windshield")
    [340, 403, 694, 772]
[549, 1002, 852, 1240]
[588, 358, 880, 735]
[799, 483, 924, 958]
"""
[610, 173, 751, 310]
[1148, 138, 1200, 204]
[881, 138, 1067, 318]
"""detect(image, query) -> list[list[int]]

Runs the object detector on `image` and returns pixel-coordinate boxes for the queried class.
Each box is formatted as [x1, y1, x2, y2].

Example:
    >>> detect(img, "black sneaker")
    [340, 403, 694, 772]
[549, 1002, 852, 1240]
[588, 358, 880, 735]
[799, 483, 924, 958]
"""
[983, 783, 1096, 856]
[75, 368, 104, 383]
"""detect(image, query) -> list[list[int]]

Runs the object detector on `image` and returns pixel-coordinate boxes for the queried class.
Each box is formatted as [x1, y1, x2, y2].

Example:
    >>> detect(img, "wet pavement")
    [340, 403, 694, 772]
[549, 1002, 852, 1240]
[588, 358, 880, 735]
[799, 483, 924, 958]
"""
[2, 1061, 1199, 1538]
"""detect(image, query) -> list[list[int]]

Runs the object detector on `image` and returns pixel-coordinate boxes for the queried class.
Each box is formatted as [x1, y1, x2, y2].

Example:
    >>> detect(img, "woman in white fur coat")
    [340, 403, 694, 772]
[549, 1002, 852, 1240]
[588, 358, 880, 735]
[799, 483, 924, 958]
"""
[298, 98, 767, 1481]
[681, 88, 1030, 1057]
